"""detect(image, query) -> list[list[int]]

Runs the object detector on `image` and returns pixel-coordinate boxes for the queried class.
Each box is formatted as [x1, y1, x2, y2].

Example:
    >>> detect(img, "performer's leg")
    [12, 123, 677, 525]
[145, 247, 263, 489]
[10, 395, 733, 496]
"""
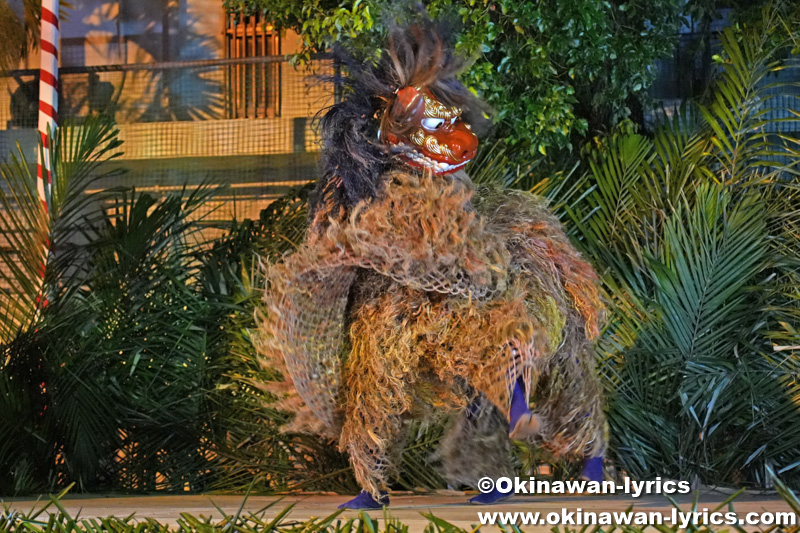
[338, 409, 396, 508]
[432, 338, 545, 504]
[508, 375, 544, 441]
[465, 399, 514, 505]
[533, 333, 608, 481]
[436, 394, 516, 505]
[469, 373, 544, 505]
[337, 310, 419, 509]
[579, 422, 608, 482]
[338, 379, 401, 508]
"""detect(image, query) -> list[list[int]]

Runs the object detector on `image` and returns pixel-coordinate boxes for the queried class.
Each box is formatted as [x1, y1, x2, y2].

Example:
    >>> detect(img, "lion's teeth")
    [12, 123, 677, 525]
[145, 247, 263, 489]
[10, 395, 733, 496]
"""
[398, 146, 470, 174]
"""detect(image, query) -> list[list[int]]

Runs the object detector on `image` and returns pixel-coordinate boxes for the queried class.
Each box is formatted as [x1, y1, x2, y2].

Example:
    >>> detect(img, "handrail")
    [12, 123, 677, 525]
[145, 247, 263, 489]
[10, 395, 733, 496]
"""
[4, 53, 333, 77]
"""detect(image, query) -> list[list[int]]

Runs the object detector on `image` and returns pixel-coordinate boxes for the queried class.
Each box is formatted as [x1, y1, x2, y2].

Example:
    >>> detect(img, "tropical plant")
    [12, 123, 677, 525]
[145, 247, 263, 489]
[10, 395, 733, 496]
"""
[0, 117, 253, 494]
[0, 0, 76, 73]
[0, 129, 357, 495]
[0, 116, 123, 345]
[0, 1, 28, 73]
[0, 116, 124, 492]
[553, 6, 800, 488]
[0, 0, 39, 73]
[223, 0, 688, 156]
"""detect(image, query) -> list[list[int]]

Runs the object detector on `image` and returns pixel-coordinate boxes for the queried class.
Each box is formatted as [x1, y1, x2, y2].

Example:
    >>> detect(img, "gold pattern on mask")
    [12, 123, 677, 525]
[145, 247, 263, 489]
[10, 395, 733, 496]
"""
[425, 135, 455, 158]
[422, 92, 462, 119]
[408, 128, 455, 159]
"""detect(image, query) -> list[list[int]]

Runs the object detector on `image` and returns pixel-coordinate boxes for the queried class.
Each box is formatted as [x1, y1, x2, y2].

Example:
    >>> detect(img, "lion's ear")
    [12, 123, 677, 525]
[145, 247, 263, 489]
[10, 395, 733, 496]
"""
[389, 86, 424, 129]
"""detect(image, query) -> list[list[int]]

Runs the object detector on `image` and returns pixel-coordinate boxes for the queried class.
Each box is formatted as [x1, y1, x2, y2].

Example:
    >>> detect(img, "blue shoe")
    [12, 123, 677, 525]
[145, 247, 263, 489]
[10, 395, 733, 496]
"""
[469, 487, 513, 505]
[338, 490, 390, 509]
[580, 456, 604, 482]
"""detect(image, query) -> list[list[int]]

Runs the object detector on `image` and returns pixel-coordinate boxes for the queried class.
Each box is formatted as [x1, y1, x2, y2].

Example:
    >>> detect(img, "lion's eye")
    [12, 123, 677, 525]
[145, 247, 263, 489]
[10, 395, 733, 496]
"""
[421, 118, 446, 130]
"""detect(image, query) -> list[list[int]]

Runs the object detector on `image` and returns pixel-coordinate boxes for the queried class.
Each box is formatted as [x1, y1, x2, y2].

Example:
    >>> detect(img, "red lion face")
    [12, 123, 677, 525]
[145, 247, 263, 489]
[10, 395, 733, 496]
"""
[382, 86, 479, 174]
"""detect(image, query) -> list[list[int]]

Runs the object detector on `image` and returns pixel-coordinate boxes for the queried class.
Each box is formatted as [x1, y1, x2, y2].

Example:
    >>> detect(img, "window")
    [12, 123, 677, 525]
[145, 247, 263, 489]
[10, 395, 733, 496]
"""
[224, 11, 280, 118]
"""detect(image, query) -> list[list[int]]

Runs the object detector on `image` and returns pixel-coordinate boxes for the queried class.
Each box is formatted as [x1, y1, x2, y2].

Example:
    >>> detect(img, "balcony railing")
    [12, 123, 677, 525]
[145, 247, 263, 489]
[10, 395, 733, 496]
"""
[0, 56, 336, 225]
[1, 55, 333, 129]
[225, 11, 282, 119]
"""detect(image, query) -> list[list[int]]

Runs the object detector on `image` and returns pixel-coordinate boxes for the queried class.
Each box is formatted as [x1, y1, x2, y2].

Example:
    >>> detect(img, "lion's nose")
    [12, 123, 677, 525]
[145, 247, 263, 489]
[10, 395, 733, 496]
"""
[446, 124, 479, 163]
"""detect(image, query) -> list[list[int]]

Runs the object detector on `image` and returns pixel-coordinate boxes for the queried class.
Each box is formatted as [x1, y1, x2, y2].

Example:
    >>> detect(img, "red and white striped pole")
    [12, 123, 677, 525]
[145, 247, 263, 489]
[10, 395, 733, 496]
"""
[35, 0, 58, 300]
[37, 0, 59, 214]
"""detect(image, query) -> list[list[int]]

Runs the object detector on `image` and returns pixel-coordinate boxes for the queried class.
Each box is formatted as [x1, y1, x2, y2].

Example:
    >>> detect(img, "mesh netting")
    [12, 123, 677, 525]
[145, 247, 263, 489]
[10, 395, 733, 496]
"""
[0, 57, 333, 237]
[256, 169, 606, 496]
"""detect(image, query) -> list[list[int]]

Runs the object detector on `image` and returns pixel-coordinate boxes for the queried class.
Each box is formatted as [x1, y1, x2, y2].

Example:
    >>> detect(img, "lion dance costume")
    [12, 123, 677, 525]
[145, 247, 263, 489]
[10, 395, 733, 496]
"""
[256, 22, 607, 508]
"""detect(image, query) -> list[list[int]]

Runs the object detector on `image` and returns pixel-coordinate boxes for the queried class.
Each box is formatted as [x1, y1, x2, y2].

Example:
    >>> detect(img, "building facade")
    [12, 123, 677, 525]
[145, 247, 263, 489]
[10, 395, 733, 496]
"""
[1, 0, 331, 225]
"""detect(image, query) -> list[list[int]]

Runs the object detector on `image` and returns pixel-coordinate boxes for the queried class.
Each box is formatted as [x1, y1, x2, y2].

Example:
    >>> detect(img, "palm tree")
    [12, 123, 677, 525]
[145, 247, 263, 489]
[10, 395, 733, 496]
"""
[558, 6, 800, 487]
[0, 117, 122, 492]
[0, 0, 43, 73]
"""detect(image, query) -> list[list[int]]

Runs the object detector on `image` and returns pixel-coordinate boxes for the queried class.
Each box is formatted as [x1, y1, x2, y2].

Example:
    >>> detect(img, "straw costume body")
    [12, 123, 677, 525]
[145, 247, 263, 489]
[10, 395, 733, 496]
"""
[256, 22, 607, 501]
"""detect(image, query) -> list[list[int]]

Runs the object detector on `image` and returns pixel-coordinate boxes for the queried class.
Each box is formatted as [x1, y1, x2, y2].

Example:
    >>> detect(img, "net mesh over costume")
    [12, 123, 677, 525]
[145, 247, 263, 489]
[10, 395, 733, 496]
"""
[256, 169, 606, 496]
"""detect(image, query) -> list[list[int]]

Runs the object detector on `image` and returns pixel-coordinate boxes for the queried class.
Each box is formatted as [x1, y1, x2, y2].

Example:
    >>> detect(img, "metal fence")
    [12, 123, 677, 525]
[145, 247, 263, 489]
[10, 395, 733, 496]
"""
[2, 50, 797, 231]
[0, 55, 335, 228]
[649, 30, 800, 136]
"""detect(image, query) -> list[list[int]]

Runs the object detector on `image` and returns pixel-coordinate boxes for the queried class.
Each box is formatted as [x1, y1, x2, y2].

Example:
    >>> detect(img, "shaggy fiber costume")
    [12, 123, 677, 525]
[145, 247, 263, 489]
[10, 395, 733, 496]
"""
[256, 22, 607, 504]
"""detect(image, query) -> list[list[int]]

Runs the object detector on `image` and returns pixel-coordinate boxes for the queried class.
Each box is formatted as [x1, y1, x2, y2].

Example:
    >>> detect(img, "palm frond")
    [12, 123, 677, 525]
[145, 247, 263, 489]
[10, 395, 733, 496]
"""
[0, 1, 28, 74]
[0, 117, 121, 345]
[698, 11, 797, 185]
[562, 4, 800, 486]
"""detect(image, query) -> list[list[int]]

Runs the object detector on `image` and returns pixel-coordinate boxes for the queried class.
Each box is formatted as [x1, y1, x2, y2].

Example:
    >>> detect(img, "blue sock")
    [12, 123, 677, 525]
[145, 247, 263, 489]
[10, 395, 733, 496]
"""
[509, 377, 530, 431]
[580, 456, 604, 482]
